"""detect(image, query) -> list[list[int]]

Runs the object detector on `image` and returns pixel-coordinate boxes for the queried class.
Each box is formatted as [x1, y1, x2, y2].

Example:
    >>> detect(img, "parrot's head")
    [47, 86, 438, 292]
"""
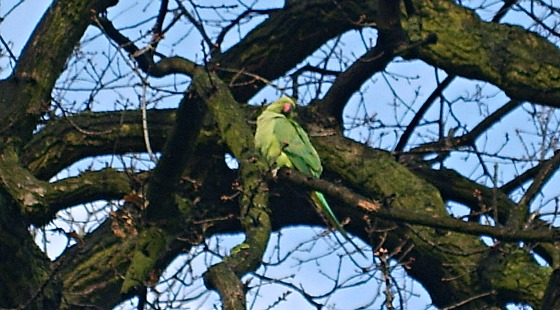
[266, 97, 297, 116]
[282, 102, 293, 114]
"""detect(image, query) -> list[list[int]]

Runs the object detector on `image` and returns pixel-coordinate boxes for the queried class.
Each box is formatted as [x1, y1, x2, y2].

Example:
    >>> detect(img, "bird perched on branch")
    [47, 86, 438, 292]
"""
[255, 97, 365, 257]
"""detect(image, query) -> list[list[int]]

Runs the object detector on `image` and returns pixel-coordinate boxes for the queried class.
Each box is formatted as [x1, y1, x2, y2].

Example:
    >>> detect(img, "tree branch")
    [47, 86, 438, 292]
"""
[94, 15, 198, 77]
[408, 99, 521, 155]
[116, 68, 211, 296]
[518, 150, 560, 207]
[404, 0, 560, 107]
[194, 71, 271, 310]
[144, 85, 206, 221]
[1, 144, 131, 226]
[310, 131, 548, 306]
[22, 109, 176, 179]
[280, 168, 560, 242]
[42, 169, 131, 225]
[213, 1, 379, 102]
[542, 269, 560, 310]
[317, 45, 394, 124]
[395, 75, 455, 152]
[57, 137, 239, 309]
[0, 0, 117, 143]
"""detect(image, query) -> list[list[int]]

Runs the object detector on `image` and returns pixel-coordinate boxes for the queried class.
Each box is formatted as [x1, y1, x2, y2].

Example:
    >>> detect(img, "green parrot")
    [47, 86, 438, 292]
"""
[255, 97, 364, 257]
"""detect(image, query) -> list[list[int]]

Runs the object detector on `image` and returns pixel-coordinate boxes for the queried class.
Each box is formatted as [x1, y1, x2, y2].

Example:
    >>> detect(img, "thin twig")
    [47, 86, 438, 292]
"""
[141, 77, 158, 163]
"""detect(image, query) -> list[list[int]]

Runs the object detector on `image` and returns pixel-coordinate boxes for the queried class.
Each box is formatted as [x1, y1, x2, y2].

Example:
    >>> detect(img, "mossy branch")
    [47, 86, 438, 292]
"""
[280, 168, 560, 242]
[309, 132, 492, 305]
[0, 148, 130, 226]
[193, 71, 271, 310]
[404, 0, 560, 107]
[0, 0, 117, 144]
[22, 109, 175, 179]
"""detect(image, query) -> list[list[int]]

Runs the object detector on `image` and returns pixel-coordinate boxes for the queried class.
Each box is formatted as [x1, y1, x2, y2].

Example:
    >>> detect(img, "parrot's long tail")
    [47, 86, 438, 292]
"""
[309, 191, 366, 258]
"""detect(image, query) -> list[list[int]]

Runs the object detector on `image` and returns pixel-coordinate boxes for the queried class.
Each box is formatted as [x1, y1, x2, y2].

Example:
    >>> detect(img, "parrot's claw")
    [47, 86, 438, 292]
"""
[271, 167, 280, 178]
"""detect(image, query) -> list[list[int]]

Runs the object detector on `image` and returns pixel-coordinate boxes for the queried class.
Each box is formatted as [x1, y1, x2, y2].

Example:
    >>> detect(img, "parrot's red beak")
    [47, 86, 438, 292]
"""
[282, 103, 292, 114]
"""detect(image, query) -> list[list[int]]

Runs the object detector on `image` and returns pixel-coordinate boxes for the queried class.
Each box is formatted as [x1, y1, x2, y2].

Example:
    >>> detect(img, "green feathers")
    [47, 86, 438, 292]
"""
[255, 97, 322, 176]
[255, 97, 364, 257]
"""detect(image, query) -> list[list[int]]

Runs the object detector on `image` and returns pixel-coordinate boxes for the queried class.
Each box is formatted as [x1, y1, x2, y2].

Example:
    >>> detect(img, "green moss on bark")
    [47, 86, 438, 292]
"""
[121, 227, 169, 295]
[402, 0, 560, 106]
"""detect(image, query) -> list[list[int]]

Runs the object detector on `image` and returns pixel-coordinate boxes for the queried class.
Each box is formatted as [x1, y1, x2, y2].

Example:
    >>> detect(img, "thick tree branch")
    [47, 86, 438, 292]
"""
[314, 0, 408, 123]
[309, 131, 551, 307]
[0, 0, 117, 144]
[317, 46, 394, 124]
[213, 1, 379, 102]
[393, 0, 518, 157]
[280, 168, 560, 242]
[308, 3, 441, 126]
[194, 72, 271, 310]
[0, 150, 59, 308]
[144, 85, 206, 221]
[43, 169, 131, 224]
[117, 67, 211, 296]
[543, 269, 560, 310]
[57, 138, 239, 309]
[404, 0, 560, 107]
[1, 145, 131, 226]
[0, 148, 51, 221]
[411, 163, 560, 265]
[22, 109, 175, 179]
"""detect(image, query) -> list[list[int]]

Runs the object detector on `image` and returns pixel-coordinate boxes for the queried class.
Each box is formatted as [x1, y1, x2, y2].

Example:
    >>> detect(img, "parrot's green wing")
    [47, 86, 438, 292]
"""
[272, 116, 322, 177]
[255, 97, 365, 258]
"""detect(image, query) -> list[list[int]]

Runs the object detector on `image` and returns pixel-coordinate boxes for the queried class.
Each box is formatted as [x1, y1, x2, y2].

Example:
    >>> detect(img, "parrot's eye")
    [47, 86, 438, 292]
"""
[282, 103, 293, 114]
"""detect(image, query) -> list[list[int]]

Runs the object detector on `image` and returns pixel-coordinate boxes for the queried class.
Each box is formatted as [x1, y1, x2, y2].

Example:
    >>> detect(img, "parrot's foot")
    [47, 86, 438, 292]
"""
[271, 167, 280, 178]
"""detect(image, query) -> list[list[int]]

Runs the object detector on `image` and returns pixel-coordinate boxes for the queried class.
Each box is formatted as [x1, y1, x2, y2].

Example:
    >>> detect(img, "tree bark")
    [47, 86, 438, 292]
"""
[1, 0, 559, 308]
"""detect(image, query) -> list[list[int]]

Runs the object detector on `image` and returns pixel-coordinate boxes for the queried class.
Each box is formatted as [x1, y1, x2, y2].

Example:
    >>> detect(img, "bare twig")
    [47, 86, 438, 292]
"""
[140, 77, 158, 163]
